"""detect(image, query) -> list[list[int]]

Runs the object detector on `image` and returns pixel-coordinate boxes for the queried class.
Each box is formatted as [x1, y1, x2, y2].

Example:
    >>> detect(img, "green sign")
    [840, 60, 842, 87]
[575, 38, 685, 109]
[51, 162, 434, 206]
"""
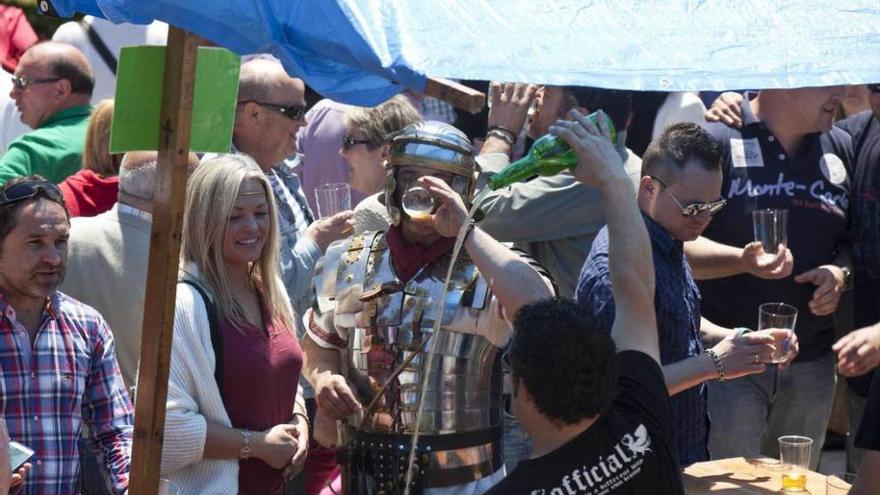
[110, 45, 240, 153]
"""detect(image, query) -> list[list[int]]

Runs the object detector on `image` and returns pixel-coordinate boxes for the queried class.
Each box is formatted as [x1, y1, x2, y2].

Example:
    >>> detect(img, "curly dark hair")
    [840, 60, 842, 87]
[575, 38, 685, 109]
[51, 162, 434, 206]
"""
[509, 297, 617, 425]
[561, 86, 632, 133]
[642, 122, 722, 182]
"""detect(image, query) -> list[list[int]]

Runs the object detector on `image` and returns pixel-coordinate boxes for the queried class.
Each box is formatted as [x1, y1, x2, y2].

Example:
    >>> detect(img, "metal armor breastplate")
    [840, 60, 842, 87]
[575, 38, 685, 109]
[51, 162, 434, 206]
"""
[322, 232, 504, 492]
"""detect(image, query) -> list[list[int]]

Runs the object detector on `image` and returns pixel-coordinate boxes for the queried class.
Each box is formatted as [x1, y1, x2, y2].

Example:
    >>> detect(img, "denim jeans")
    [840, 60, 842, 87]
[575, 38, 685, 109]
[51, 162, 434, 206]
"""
[501, 396, 532, 473]
[707, 353, 836, 469]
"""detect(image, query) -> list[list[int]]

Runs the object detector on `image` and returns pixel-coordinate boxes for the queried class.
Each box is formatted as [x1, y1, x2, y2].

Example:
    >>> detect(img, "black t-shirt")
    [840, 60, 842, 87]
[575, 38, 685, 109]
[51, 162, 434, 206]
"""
[699, 94, 853, 362]
[855, 369, 880, 450]
[836, 111, 880, 396]
[485, 351, 684, 495]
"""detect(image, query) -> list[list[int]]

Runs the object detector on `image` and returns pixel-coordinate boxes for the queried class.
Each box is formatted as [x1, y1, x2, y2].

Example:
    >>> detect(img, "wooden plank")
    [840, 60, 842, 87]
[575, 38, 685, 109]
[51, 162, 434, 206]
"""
[128, 27, 200, 495]
[684, 457, 830, 494]
[424, 77, 485, 114]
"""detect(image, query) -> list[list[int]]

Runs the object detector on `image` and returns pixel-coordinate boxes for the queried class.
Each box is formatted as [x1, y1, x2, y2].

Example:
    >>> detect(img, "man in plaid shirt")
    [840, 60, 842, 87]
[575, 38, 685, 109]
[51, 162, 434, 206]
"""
[0, 176, 132, 494]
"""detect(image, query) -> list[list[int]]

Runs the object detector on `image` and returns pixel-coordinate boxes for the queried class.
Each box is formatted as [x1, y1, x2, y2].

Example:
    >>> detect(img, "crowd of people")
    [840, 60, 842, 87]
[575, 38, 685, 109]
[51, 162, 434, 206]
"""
[0, 9, 879, 495]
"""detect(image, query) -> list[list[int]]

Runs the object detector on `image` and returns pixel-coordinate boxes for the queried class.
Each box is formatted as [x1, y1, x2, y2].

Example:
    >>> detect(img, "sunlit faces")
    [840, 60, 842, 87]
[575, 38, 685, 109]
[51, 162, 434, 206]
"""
[10, 55, 62, 129]
[339, 126, 386, 194]
[395, 166, 455, 244]
[257, 78, 307, 166]
[785, 86, 844, 133]
[222, 178, 270, 269]
[0, 199, 69, 304]
[528, 86, 569, 140]
[644, 160, 723, 242]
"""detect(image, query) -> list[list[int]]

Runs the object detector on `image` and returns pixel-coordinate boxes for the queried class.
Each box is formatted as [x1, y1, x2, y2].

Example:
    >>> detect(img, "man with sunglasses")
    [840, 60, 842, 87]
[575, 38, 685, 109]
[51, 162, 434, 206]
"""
[0, 42, 94, 185]
[692, 86, 852, 467]
[576, 122, 778, 466]
[0, 176, 133, 494]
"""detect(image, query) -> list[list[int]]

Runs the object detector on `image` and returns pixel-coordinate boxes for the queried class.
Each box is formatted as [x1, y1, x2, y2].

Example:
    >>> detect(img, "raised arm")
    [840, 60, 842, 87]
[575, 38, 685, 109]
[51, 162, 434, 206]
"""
[552, 109, 658, 363]
[419, 176, 555, 317]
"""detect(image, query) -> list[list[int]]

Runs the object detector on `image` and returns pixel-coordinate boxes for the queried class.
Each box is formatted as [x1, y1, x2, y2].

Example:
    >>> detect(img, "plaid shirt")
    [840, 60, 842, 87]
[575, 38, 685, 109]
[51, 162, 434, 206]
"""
[0, 292, 133, 495]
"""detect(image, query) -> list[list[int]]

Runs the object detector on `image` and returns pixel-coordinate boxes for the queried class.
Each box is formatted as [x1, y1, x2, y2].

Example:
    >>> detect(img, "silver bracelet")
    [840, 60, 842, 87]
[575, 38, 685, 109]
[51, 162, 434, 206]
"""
[705, 349, 725, 382]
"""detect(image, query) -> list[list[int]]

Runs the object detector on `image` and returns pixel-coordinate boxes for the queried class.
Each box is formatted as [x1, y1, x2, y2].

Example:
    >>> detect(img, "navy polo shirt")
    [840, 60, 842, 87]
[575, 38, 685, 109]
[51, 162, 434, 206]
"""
[576, 214, 708, 465]
[837, 110, 880, 396]
[699, 93, 853, 362]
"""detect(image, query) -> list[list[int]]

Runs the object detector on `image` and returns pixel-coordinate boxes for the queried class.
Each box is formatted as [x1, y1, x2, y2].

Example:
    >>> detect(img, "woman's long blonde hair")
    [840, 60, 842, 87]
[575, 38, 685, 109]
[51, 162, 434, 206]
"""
[83, 99, 121, 176]
[181, 154, 295, 331]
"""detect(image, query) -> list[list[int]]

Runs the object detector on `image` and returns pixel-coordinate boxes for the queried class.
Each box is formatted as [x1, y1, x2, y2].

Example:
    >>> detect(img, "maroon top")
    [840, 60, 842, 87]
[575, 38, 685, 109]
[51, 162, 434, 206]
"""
[220, 296, 303, 495]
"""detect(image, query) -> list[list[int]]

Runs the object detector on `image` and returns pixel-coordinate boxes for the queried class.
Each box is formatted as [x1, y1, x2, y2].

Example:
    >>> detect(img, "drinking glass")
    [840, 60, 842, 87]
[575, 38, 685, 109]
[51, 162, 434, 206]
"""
[826, 472, 857, 495]
[314, 183, 351, 218]
[159, 478, 180, 495]
[758, 302, 798, 363]
[779, 435, 812, 492]
[401, 184, 435, 221]
[753, 208, 788, 263]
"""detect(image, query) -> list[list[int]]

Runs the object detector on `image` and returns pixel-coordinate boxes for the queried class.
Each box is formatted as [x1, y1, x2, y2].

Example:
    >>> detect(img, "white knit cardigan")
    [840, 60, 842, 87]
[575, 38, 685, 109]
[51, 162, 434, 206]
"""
[160, 268, 303, 494]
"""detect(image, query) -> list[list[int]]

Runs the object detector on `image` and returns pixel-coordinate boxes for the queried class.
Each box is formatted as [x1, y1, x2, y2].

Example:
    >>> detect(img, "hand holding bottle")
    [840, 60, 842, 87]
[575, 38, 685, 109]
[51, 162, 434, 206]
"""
[549, 109, 626, 189]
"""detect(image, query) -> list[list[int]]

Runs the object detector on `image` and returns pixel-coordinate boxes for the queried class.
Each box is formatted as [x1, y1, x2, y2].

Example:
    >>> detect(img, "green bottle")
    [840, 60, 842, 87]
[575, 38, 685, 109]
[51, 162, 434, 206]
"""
[487, 111, 616, 190]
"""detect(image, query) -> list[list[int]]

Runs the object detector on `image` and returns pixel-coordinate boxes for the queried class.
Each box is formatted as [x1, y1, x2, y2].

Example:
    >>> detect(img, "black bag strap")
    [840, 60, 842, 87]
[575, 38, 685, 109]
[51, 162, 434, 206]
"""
[78, 19, 118, 75]
[178, 279, 224, 389]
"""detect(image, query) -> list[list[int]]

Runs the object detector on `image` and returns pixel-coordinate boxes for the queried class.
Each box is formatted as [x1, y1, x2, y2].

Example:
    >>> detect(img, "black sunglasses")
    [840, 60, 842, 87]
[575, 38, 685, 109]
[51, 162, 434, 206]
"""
[0, 180, 63, 206]
[868, 84, 880, 95]
[11, 75, 62, 91]
[649, 175, 727, 217]
[342, 134, 374, 149]
[238, 100, 306, 121]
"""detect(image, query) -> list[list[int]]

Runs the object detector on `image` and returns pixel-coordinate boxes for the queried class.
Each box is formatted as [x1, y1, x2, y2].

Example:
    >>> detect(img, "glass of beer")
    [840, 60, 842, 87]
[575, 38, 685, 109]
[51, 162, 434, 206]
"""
[779, 435, 812, 492]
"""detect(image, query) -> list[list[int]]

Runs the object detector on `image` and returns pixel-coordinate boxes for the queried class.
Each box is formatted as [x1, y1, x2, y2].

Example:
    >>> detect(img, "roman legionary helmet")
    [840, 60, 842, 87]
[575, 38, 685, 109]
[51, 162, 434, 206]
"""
[383, 121, 476, 226]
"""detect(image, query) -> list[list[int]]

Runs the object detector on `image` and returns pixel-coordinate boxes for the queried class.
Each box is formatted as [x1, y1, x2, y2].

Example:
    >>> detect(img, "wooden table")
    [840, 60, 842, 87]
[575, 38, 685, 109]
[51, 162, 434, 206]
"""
[684, 457, 841, 494]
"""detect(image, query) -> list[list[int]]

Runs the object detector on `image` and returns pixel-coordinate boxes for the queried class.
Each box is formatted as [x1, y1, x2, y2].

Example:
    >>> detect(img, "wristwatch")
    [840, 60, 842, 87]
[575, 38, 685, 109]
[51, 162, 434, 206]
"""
[239, 429, 252, 460]
[841, 266, 853, 291]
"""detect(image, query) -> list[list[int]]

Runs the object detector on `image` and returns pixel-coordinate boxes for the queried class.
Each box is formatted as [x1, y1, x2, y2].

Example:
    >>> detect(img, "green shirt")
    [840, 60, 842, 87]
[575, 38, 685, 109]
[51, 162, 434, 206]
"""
[0, 105, 92, 185]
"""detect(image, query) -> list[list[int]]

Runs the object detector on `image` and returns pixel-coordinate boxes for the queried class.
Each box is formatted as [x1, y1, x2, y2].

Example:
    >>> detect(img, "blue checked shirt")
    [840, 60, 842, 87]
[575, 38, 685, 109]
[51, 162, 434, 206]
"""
[576, 213, 708, 465]
[0, 292, 133, 495]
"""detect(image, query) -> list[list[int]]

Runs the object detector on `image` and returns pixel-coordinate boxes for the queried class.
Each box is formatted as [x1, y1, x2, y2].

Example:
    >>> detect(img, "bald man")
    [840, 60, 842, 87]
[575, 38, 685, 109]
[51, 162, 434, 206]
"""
[0, 41, 94, 184]
[230, 59, 352, 319]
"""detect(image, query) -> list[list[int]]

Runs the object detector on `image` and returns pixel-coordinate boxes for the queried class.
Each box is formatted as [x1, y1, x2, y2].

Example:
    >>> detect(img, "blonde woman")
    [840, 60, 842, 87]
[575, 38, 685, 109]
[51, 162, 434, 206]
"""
[58, 99, 122, 217]
[161, 154, 308, 494]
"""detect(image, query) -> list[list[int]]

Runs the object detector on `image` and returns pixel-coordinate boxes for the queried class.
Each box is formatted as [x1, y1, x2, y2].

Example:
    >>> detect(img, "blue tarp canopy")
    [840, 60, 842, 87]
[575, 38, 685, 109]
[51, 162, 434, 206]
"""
[44, 0, 880, 106]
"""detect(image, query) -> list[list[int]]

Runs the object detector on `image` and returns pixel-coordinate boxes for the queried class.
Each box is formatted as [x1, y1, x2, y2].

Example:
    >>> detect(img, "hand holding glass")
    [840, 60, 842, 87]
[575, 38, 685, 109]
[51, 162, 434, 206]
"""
[753, 209, 788, 263]
[758, 302, 797, 364]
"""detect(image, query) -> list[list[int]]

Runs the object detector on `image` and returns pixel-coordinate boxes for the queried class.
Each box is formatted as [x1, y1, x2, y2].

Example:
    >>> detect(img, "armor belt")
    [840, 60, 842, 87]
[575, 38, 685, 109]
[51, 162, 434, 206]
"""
[349, 426, 502, 493]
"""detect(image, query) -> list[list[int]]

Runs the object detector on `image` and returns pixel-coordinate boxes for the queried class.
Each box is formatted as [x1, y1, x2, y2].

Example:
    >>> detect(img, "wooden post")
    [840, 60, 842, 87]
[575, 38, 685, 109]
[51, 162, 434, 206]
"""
[423, 77, 485, 114]
[128, 27, 200, 495]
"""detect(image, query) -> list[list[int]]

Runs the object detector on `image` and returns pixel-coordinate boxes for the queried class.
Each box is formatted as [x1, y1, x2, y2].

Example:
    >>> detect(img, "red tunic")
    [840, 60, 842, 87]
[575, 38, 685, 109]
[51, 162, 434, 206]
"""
[220, 298, 303, 495]
[58, 169, 119, 217]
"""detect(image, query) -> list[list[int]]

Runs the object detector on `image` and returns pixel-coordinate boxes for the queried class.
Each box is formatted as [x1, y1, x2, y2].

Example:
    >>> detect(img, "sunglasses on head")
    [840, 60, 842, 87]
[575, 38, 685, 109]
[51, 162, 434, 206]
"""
[868, 84, 880, 95]
[342, 134, 374, 149]
[238, 100, 306, 121]
[649, 175, 727, 217]
[0, 180, 63, 206]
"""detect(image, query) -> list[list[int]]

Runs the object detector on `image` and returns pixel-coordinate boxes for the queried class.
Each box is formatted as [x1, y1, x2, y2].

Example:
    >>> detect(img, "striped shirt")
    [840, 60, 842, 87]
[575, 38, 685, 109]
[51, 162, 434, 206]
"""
[0, 292, 133, 495]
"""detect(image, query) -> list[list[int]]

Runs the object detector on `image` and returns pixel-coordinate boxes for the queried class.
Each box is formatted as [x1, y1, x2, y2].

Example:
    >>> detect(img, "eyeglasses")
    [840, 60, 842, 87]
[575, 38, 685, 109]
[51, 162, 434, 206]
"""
[868, 84, 880, 95]
[0, 180, 63, 206]
[342, 134, 374, 149]
[649, 175, 726, 217]
[11, 75, 61, 91]
[237, 100, 306, 121]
